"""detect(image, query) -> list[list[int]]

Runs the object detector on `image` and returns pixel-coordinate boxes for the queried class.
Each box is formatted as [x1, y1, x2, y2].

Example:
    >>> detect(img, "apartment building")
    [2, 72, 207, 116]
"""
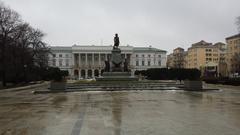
[185, 40, 226, 77]
[167, 47, 186, 68]
[226, 34, 240, 76]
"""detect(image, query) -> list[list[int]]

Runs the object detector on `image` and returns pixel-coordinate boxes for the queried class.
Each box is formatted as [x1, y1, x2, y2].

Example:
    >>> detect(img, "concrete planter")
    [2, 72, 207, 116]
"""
[50, 81, 66, 91]
[184, 80, 203, 91]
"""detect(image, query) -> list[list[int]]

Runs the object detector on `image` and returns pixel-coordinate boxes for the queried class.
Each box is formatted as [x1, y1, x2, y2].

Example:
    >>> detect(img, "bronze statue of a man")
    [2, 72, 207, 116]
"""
[114, 33, 120, 48]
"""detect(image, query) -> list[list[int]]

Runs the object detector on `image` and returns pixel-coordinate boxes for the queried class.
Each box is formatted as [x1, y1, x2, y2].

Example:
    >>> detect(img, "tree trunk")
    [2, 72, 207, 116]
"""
[1, 39, 6, 87]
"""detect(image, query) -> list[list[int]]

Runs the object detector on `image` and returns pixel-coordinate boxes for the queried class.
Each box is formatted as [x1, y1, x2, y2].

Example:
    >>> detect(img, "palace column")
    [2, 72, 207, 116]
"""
[131, 69, 135, 77]
[99, 70, 101, 77]
[78, 69, 81, 80]
[79, 53, 81, 68]
[85, 53, 88, 67]
[85, 53, 88, 78]
[85, 69, 88, 79]
[92, 53, 95, 68]
[92, 69, 95, 79]
[98, 53, 101, 77]
[72, 53, 75, 67]
[92, 53, 94, 78]
[98, 53, 101, 67]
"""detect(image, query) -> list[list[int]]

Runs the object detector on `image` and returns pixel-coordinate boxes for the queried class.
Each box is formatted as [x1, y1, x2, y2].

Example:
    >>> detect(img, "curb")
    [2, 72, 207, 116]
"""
[33, 88, 219, 94]
[1, 82, 50, 92]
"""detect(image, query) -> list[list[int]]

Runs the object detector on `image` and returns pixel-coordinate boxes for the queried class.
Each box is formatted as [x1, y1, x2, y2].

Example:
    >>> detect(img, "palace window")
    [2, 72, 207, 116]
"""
[158, 61, 161, 66]
[101, 55, 105, 61]
[136, 61, 139, 66]
[52, 59, 56, 66]
[94, 55, 98, 61]
[142, 61, 145, 66]
[59, 59, 63, 67]
[148, 61, 151, 66]
[59, 54, 62, 57]
[66, 59, 69, 67]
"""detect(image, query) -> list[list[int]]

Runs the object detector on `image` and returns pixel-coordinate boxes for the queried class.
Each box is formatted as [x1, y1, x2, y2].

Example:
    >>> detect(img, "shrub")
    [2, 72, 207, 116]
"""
[44, 67, 68, 82]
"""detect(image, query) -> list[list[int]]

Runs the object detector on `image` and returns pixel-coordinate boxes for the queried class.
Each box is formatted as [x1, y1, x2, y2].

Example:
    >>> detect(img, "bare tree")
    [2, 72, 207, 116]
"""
[0, 2, 50, 85]
[0, 3, 21, 86]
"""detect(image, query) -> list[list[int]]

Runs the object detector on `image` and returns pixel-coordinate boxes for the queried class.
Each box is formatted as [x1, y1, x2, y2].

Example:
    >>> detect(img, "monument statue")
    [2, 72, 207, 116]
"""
[114, 33, 120, 48]
[98, 33, 137, 81]
[111, 34, 123, 71]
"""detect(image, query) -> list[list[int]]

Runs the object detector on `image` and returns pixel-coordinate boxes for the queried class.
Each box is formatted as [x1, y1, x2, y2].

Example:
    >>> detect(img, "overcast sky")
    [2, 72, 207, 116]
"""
[2, 0, 240, 53]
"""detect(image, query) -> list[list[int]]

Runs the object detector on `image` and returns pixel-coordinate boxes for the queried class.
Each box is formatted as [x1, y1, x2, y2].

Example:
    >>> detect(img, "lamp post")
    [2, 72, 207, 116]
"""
[24, 64, 27, 83]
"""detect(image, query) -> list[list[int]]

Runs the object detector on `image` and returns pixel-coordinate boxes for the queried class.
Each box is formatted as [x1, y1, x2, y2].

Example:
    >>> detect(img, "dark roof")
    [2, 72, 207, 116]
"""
[226, 34, 240, 40]
[173, 47, 184, 51]
[214, 42, 225, 45]
[133, 47, 167, 53]
[192, 40, 212, 46]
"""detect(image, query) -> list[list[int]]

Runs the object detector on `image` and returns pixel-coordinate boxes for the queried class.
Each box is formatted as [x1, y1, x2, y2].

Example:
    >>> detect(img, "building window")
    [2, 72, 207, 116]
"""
[158, 55, 161, 58]
[101, 55, 105, 61]
[136, 61, 139, 66]
[94, 55, 98, 61]
[142, 61, 145, 66]
[206, 49, 212, 52]
[66, 54, 69, 58]
[136, 54, 138, 57]
[142, 55, 145, 58]
[206, 53, 212, 56]
[59, 54, 62, 57]
[148, 54, 151, 58]
[206, 58, 212, 61]
[52, 59, 56, 66]
[158, 61, 161, 66]
[53, 54, 56, 58]
[148, 61, 151, 66]
[59, 59, 63, 67]
[66, 59, 69, 67]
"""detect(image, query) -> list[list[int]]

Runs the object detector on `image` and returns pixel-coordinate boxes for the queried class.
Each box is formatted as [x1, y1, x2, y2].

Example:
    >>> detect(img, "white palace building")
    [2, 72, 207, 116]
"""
[48, 45, 167, 79]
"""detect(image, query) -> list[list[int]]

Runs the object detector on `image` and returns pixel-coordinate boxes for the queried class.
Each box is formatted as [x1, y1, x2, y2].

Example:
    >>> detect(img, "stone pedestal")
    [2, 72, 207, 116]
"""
[96, 72, 137, 81]
[97, 47, 137, 81]
[111, 48, 123, 72]
[184, 80, 203, 91]
[50, 81, 66, 91]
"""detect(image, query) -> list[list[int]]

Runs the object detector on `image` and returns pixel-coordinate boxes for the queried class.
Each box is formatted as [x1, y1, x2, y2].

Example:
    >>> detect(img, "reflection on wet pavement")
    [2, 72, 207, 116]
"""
[0, 84, 240, 135]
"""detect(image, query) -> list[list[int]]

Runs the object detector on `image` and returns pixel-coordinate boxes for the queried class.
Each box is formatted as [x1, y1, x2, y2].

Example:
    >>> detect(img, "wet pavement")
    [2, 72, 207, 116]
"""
[0, 83, 240, 135]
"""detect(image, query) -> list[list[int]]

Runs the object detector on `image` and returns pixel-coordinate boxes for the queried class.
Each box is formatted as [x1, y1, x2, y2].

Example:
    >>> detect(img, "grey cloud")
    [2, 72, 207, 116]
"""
[2, 0, 240, 52]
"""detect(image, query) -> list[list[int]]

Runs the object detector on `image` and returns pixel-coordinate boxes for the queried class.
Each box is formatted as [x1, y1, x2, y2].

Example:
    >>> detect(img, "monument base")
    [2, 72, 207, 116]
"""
[96, 72, 137, 81]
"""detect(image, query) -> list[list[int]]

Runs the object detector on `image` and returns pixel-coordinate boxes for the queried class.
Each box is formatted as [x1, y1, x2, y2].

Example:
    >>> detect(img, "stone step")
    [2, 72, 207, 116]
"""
[67, 83, 182, 87]
[102, 72, 131, 76]
[66, 87, 183, 91]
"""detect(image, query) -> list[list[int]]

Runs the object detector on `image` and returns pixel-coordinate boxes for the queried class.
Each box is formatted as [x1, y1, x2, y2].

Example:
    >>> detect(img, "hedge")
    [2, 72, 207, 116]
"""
[135, 68, 201, 80]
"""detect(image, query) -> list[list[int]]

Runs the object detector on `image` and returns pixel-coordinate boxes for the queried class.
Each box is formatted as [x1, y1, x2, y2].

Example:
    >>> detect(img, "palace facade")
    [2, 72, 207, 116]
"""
[48, 45, 167, 79]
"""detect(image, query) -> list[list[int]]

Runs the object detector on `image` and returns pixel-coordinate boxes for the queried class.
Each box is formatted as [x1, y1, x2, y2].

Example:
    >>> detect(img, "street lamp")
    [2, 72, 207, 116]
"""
[24, 64, 27, 83]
